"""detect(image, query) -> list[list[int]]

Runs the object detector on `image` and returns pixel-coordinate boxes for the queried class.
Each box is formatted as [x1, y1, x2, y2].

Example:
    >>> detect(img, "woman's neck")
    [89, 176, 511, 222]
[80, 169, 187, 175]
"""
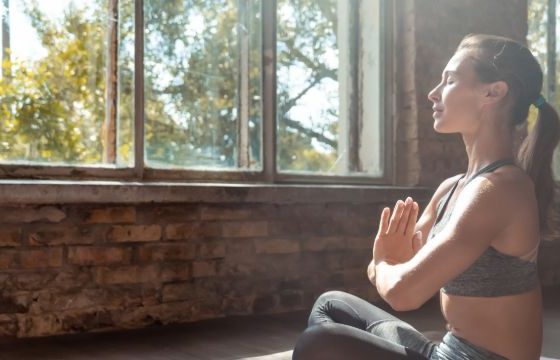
[461, 125, 515, 180]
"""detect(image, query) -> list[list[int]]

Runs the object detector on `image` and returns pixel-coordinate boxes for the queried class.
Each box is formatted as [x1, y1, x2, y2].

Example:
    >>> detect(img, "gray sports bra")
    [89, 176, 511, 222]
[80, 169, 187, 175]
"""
[426, 159, 540, 297]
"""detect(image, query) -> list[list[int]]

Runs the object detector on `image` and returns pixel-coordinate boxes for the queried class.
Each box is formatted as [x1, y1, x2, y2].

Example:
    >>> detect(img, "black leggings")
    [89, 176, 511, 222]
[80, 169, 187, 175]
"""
[292, 290, 437, 360]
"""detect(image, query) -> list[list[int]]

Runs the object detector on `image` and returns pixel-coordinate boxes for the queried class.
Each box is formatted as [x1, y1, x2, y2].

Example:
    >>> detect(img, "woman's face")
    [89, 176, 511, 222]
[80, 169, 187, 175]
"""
[428, 51, 487, 134]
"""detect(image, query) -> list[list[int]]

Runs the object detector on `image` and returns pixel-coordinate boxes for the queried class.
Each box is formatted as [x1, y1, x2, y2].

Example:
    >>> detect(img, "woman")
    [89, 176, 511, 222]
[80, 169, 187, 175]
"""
[292, 34, 560, 360]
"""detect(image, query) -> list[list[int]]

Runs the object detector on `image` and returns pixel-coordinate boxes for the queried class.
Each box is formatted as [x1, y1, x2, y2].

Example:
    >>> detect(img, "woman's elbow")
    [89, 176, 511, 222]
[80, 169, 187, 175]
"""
[385, 283, 421, 312]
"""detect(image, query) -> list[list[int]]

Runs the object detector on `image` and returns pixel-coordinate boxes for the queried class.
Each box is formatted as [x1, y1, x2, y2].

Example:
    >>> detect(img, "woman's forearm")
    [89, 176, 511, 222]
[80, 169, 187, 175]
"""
[372, 259, 406, 310]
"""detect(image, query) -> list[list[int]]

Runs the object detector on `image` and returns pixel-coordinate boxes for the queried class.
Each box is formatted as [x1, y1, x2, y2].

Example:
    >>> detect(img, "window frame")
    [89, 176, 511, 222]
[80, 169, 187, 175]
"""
[0, 0, 395, 185]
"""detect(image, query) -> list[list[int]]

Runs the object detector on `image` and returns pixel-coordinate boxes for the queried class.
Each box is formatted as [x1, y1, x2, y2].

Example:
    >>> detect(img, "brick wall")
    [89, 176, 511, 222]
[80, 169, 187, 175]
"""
[0, 196, 432, 337]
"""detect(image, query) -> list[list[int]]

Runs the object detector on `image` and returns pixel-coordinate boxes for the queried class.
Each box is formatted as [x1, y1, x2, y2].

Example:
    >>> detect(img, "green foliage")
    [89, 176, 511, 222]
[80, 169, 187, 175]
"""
[0, 0, 342, 172]
[0, 0, 107, 164]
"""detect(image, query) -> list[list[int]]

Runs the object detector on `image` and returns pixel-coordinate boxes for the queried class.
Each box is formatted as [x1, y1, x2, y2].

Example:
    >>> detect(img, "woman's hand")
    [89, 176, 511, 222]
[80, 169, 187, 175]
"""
[373, 197, 423, 265]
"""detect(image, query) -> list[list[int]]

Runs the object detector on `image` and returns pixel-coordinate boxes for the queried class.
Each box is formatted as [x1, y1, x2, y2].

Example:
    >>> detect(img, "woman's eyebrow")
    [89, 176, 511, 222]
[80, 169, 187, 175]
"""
[442, 70, 459, 77]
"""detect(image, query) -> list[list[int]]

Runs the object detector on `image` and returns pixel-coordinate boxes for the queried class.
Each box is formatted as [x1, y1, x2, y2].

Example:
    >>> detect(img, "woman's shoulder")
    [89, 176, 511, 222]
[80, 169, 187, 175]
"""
[461, 164, 534, 213]
[470, 164, 533, 197]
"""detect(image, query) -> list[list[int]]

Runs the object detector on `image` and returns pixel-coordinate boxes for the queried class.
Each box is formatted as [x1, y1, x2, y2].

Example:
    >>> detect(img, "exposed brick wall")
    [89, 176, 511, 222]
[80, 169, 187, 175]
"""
[0, 201, 423, 337]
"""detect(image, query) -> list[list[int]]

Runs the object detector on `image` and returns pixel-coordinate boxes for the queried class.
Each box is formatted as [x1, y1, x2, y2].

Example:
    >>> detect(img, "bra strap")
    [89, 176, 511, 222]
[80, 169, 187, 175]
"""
[463, 158, 516, 187]
[435, 175, 464, 225]
[434, 158, 516, 225]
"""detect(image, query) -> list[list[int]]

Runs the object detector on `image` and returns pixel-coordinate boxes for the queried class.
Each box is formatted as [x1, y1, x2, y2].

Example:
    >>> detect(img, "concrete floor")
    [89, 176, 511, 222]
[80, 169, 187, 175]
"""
[1, 286, 559, 360]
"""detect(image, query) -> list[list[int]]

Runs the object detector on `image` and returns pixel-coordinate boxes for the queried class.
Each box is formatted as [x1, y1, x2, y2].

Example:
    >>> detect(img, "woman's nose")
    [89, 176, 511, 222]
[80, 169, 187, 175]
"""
[428, 86, 440, 103]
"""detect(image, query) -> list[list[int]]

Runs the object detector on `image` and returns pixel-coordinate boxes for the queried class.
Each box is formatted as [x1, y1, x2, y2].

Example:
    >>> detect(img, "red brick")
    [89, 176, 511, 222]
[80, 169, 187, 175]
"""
[107, 225, 161, 243]
[0, 314, 17, 337]
[0, 251, 16, 269]
[161, 263, 191, 282]
[20, 248, 63, 268]
[29, 289, 106, 313]
[28, 227, 99, 246]
[51, 269, 93, 291]
[303, 237, 346, 252]
[165, 222, 221, 240]
[68, 247, 131, 266]
[0, 206, 66, 223]
[137, 244, 196, 262]
[138, 205, 199, 223]
[221, 221, 268, 238]
[83, 207, 136, 224]
[254, 238, 300, 254]
[192, 260, 219, 277]
[16, 313, 62, 337]
[0, 229, 21, 247]
[11, 272, 57, 290]
[200, 206, 253, 220]
[225, 238, 255, 255]
[161, 283, 192, 302]
[267, 220, 302, 236]
[346, 236, 372, 249]
[197, 241, 226, 259]
[95, 265, 159, 285]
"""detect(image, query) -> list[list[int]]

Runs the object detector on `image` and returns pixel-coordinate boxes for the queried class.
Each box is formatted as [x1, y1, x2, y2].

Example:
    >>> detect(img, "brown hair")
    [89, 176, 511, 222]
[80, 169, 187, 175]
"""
[457, 33, 560, 234]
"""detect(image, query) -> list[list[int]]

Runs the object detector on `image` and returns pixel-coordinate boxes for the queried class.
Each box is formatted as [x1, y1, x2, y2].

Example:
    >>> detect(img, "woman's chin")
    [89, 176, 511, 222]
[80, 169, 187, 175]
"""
[433, 118, 453, 133]
[433, 118, 445, 132]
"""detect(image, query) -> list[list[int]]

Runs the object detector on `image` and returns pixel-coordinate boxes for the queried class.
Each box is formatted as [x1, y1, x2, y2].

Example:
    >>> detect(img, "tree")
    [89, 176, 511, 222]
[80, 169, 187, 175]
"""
[0, 0, 343, 172]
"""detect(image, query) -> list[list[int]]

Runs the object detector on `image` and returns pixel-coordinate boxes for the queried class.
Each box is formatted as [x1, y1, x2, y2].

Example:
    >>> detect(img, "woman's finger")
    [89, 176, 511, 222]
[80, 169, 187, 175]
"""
[377, 207, 390, 236]
[397, 197, 413, 234]
[404, 201, 420, 237]
[387, 200, 404, 234]
[412, 230, 423, 254]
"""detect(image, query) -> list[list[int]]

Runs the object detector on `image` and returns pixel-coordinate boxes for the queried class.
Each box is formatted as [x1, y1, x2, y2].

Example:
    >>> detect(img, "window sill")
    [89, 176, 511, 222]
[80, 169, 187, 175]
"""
[0, 180, 433, 205]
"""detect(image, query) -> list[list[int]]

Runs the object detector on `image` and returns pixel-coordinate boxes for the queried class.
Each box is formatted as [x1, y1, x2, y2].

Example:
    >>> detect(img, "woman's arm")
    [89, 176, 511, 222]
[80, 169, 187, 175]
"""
[375, 175, 514, 311]
[367, 174, 463, 287]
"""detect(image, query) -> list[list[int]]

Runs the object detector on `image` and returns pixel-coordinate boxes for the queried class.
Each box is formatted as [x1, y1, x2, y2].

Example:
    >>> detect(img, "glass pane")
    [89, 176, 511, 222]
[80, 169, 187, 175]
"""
[144, 0, 262, 170]
[277, 0, 339, 173]
[277, 0, 383, 176]
[0, 0, 133, 166]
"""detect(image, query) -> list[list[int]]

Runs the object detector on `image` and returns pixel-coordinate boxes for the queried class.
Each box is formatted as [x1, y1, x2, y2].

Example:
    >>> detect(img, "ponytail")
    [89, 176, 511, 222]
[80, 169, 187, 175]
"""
[517, 101, 560, 234]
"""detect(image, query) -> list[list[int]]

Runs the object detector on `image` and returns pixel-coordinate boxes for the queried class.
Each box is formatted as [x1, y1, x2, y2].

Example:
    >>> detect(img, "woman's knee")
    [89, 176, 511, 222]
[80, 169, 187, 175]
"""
[308, 290, 353, 326]
[293, 324, 340, 360]
[315, 290, 349, 302]
[312, 290, 353, 310]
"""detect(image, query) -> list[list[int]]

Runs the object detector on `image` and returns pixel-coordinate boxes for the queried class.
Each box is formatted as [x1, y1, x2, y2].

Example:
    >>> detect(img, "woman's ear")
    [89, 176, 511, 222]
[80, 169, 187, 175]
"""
[483, 80, 509, 105]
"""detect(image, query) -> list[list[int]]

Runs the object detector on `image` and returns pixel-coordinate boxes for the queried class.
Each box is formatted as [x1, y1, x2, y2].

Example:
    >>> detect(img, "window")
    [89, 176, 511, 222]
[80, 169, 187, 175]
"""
[277, 0, 384, 177]
[0, 0, 133, 167]
[144, 0, 262, 171]
[527, 0, 560, 179]
[0, 0, 389, 184]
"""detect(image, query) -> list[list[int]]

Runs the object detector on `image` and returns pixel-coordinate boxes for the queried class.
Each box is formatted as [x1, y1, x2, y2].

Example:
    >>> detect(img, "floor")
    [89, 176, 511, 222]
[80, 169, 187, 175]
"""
[1, 286, 559, 360]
